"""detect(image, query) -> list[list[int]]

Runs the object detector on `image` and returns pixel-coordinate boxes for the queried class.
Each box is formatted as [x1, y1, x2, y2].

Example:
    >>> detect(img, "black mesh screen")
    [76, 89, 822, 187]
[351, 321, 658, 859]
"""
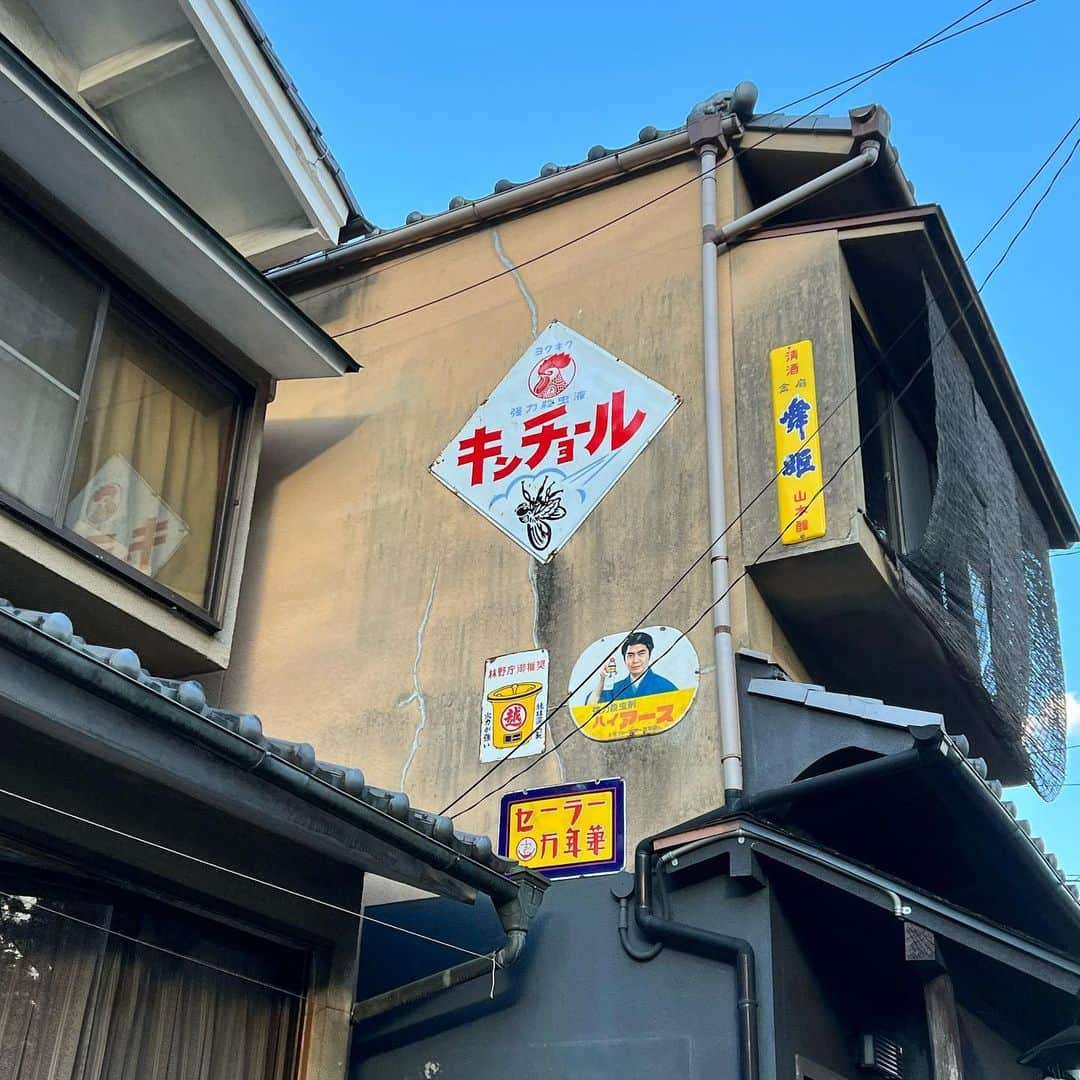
[897, 279, 1066, 799]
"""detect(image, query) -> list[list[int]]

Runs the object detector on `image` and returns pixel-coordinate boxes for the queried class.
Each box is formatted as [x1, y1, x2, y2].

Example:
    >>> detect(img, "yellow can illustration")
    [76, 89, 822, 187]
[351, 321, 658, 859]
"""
[487, 681, 543, 748]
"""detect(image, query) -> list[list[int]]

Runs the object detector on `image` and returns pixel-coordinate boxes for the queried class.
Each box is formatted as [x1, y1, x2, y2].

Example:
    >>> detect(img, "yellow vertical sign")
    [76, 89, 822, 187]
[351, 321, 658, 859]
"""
[770, 339, 826, 544]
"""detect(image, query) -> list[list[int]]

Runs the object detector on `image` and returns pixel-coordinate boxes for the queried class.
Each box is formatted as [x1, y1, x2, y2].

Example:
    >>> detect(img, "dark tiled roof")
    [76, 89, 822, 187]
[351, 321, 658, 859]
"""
[749, 677, 1080, 907]
[268, 85, 861, 276]
[0, 599, 513, 877]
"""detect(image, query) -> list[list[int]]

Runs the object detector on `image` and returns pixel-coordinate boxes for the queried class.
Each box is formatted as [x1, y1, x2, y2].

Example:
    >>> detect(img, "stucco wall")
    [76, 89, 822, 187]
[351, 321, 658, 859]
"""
[730, 228, 863, 569]
[221, 162, 774, 896]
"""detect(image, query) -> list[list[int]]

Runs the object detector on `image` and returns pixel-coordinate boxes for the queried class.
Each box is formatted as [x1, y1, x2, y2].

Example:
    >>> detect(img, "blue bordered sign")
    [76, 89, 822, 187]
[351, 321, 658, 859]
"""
[499, 778, 625, 880]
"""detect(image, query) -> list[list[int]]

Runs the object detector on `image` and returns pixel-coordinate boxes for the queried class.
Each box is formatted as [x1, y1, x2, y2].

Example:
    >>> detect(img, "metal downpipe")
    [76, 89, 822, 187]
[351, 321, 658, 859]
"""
[710, 140, 881, 252]
[351, 908, 532, 1023]
[634, 838, 759, 1080]
[699, 142, 744, 805]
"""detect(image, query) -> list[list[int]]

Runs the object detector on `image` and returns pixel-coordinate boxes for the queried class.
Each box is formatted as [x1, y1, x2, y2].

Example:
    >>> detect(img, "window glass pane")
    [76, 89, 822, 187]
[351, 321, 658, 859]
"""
[0, 209, 99, 391]
[66, 307, 238, 609]
[0, 352, 77, 515]
[0, 208, 99, 516]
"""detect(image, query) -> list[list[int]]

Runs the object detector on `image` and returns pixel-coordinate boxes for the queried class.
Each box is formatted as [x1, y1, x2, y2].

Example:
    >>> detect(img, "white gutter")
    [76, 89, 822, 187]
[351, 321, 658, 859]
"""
[697, 140, 745, 802]
[692, 120, 883, 803]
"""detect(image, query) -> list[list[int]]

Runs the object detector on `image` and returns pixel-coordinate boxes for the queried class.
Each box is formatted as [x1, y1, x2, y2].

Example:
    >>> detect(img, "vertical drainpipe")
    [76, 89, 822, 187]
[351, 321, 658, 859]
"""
[694, 120, 744, 806]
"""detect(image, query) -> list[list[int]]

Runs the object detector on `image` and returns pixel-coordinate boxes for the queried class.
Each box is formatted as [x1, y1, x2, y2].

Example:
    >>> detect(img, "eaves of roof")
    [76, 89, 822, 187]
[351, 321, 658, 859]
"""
[0, 31, 359, 380]
[0, 600, 529, 905]
[656, 681, 1080, 946]
[229, 0, 372, 238]
[266, 107, 863, 283]
[683, 817, 1080, 998]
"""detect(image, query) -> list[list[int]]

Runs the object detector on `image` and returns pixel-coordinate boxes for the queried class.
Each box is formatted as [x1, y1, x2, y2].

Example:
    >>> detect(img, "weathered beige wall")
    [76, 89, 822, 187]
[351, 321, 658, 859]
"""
[223, 165, 715, 880]
[731, 229, 864, 568]
[221, 161, 833, 897]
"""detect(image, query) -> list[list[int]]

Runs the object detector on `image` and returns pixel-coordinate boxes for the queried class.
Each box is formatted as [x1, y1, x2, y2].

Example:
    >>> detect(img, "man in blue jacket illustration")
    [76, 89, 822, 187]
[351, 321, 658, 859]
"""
[589, 631, 678, 704]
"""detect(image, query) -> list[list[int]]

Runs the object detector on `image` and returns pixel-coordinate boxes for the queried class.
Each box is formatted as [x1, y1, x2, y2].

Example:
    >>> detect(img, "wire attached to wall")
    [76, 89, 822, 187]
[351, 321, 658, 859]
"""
[437, 109, 1080, 817]
[443, 116, 1080, 820]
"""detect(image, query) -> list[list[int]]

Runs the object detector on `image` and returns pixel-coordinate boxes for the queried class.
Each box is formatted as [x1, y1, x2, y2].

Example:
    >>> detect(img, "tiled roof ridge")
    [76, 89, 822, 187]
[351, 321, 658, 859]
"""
[267, 91, 856, 277]
[381, 110, 850, 230]
[944, 728, 1079, 903]
[0, 599, 513, 877]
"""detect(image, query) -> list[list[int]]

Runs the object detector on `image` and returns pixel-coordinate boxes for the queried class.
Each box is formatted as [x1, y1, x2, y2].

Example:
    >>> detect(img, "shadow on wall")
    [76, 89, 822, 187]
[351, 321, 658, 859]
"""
[219, 414, 364, 706]
[351, 894, 540, 1064]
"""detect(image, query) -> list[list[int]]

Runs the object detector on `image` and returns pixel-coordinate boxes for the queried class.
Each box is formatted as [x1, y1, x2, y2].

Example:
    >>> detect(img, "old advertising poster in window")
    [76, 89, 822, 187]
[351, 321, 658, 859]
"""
[431, 321, 680, 561]
[67, 453, 190, 577]
[567, 626, 699, 741]
[480, 648, 548, 763]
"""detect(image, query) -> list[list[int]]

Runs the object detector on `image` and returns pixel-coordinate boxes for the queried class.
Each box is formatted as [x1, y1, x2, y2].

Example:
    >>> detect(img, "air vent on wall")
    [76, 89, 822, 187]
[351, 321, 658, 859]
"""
[855, 1033, 904, 1079]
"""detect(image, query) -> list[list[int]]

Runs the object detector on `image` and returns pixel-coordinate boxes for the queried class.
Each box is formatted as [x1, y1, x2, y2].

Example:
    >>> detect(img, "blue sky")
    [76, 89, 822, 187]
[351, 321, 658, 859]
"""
[253, 0, 1079, 867]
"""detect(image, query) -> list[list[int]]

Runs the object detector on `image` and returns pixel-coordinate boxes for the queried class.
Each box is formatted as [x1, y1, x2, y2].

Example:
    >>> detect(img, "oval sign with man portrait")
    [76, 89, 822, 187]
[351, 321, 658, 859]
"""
[568, 627, 700, 742]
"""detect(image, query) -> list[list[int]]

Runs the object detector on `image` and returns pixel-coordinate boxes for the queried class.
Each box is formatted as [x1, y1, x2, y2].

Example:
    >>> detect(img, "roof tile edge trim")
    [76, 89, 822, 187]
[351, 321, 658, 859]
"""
[0, 599, 516, 878]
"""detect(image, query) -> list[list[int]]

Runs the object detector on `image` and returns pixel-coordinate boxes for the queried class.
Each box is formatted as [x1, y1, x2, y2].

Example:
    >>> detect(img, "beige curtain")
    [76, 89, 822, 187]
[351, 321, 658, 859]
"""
[0, 899, 297, 1080]
[68, 310, 235, 608]
[0, 898, 110, 1079]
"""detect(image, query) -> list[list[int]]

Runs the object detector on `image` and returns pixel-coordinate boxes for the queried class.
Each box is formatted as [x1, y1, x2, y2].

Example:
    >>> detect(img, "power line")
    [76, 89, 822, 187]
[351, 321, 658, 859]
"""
[966, 115, 1079, 260]
[326, 0, 1035, 341]
[292, 0, 1012, 313]
[0, 889, 325, 1009]
[974, 134, 1079, 290]
[0, 783, 496, 970]
[446, 123, 1079, 820]
[438, 108, 1079, 817]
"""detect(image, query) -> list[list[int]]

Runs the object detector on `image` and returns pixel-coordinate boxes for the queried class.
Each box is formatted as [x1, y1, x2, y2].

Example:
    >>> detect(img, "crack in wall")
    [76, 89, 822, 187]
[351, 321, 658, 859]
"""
[492, 226, 539, 337]
[493, 227, 564, 782]
[398, 564, 440, 792]
[529, 558, 566, 782]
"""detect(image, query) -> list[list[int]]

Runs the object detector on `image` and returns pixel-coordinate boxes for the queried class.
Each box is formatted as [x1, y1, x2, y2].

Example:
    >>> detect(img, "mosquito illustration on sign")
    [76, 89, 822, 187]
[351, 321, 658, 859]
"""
[430, 322, 680, 561]
[514, 477, 566, 552]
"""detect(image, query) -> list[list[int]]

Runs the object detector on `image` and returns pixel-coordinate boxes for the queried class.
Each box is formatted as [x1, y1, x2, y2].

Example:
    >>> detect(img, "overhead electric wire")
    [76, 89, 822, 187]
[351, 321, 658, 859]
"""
[445, 120, 1079, 821]
[0, 889, 326, 1009]
[0, 783, 496, 975]
[327, 0, 1035, 340]
[965, 115, 1079, 260]
[439, 108, 1080, 818]
[434, 9, 1051, 815]
[292, 0, 1016, 311]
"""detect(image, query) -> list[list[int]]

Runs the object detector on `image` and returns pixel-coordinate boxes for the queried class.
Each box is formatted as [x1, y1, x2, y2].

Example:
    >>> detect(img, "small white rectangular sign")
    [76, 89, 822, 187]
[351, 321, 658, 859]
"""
[431, 321, 680, 561]
[480, 649, 548, 763]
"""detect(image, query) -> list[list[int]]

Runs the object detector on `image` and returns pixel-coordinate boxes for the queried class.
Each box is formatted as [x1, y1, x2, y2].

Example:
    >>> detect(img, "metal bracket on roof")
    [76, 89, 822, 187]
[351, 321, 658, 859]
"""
[688, 110, 743, 152]
[848, 103, 893, 152]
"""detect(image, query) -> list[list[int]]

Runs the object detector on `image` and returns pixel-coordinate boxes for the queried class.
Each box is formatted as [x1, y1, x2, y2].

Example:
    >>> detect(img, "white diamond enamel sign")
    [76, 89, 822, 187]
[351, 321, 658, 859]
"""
[431, 321, 680, 561]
